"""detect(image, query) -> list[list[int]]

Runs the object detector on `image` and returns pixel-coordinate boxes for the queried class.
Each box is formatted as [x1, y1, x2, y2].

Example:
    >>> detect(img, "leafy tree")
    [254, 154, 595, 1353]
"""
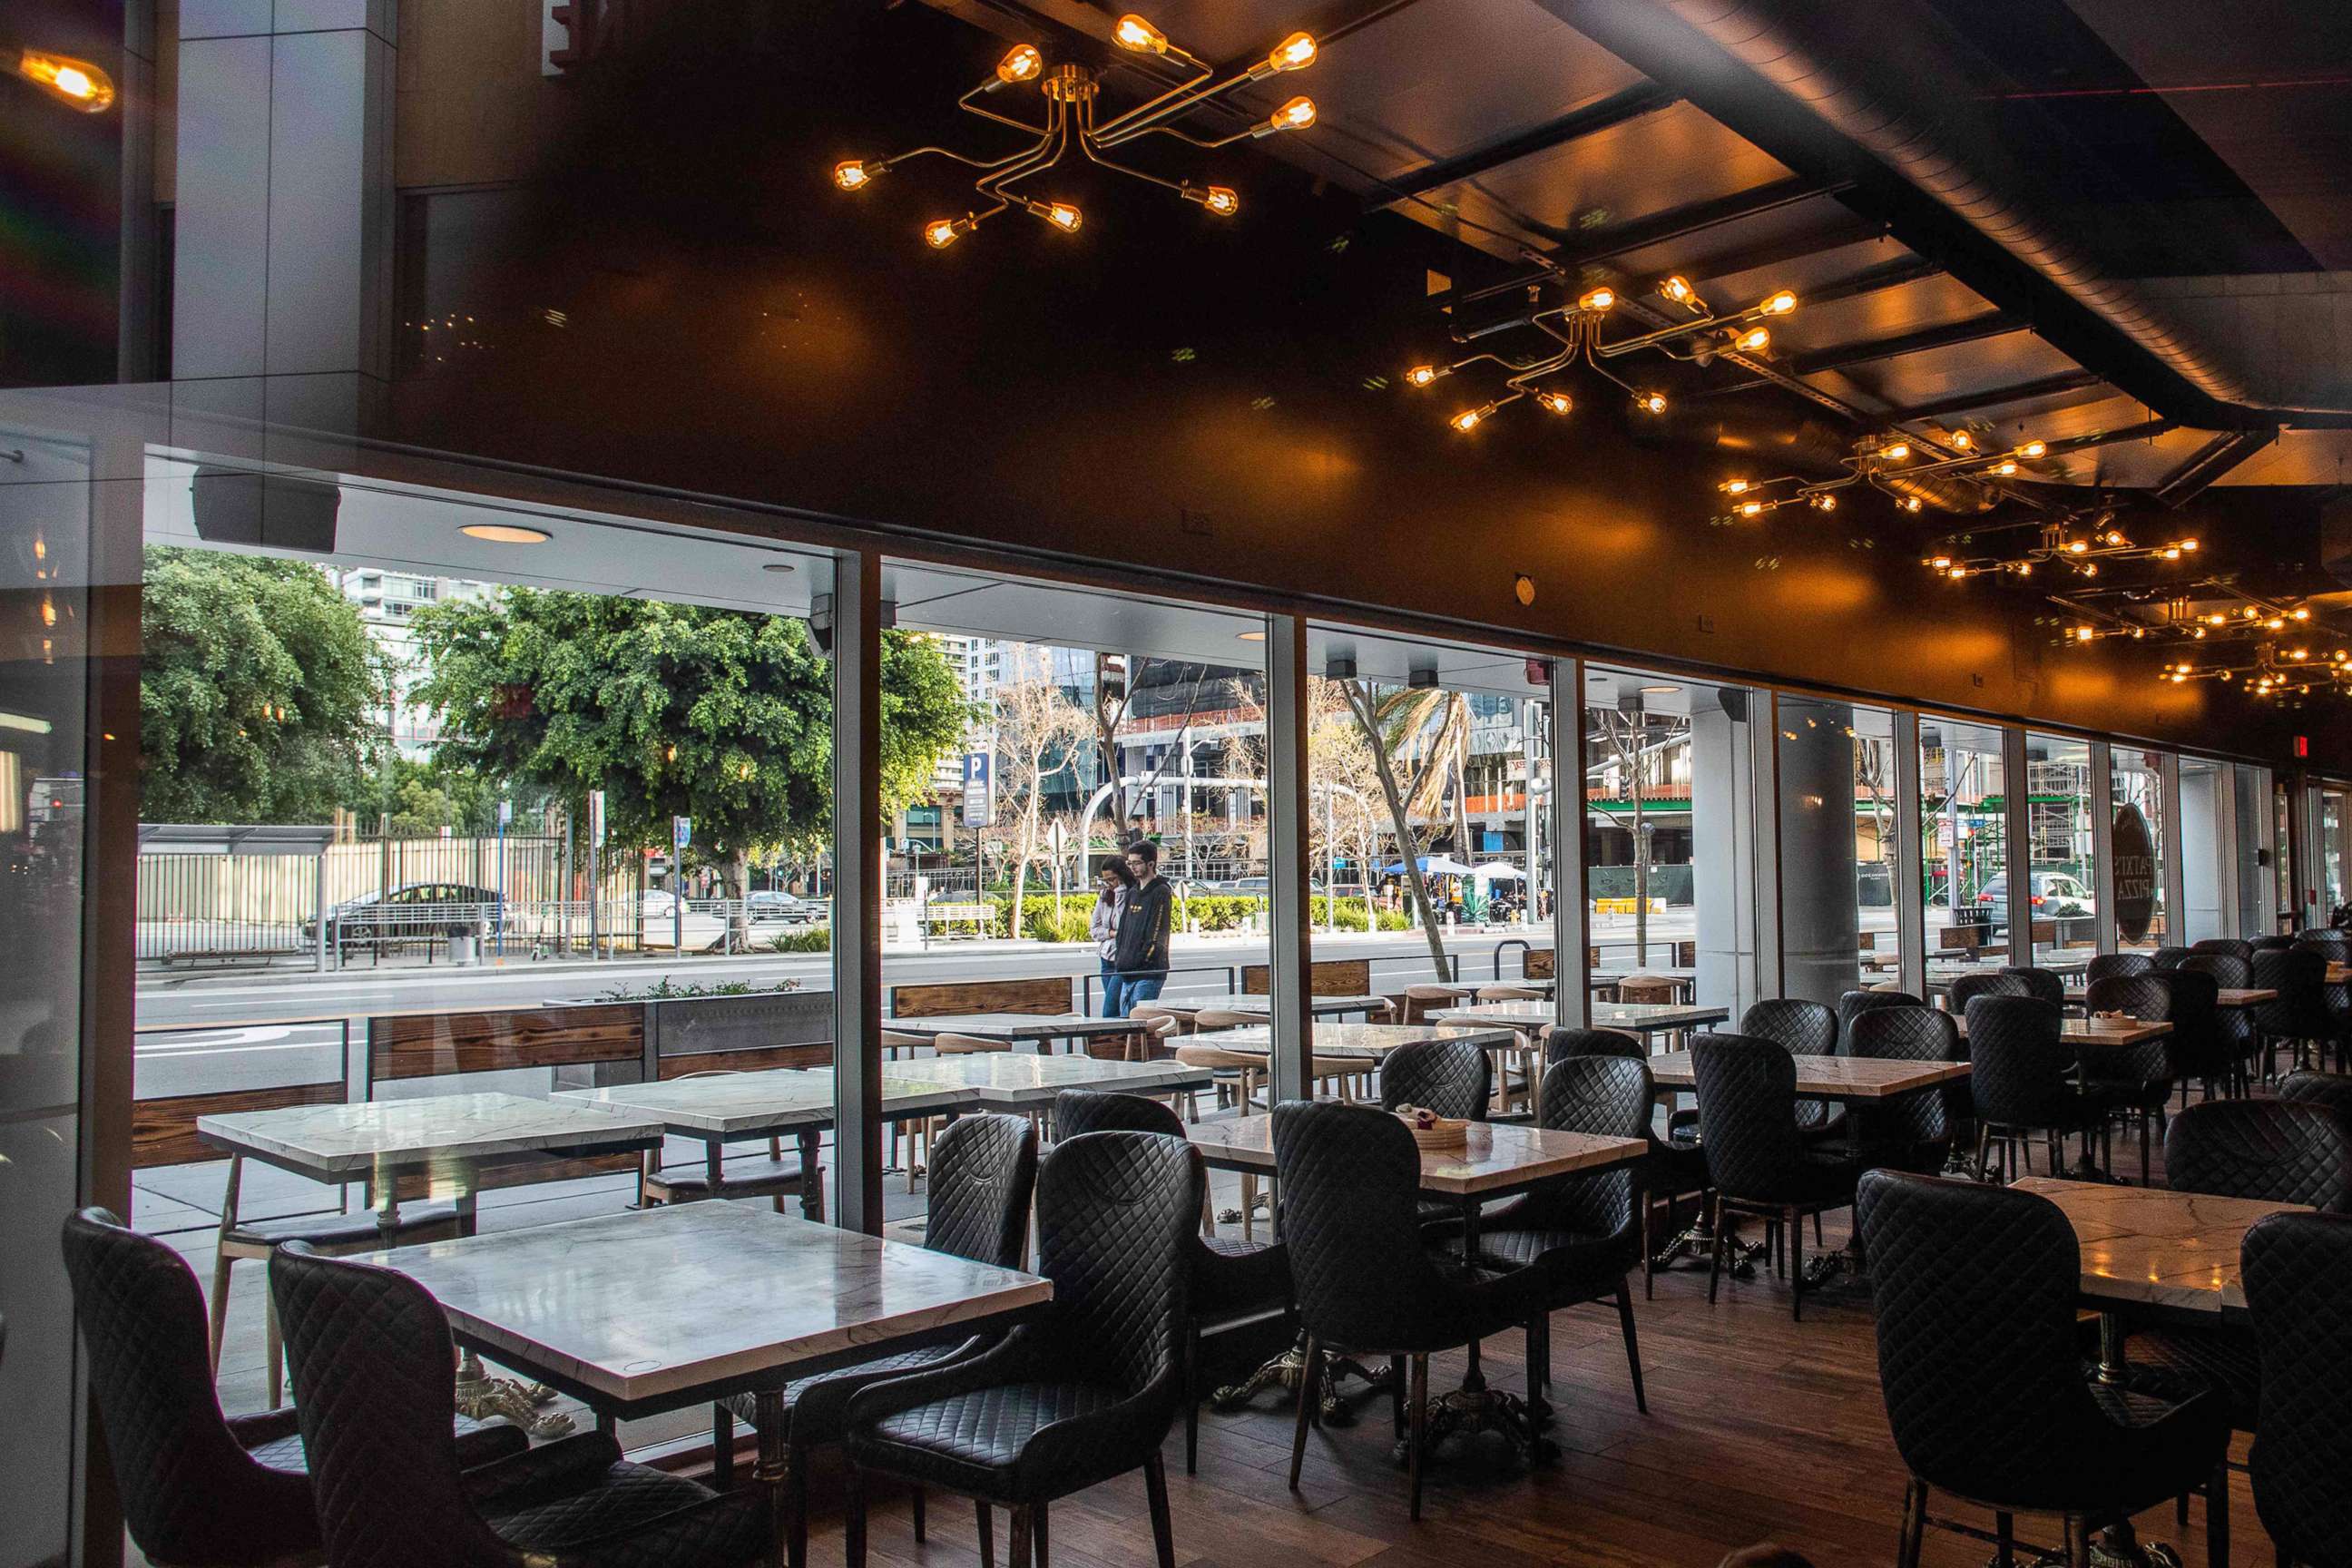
[140, 546, 387, 822]
[351, 756, 520, 838]
[409, 591, 970, 946]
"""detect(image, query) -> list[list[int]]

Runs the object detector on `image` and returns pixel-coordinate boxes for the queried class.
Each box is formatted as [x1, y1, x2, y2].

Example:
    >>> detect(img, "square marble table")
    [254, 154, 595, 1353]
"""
[882, 1052, 1212, 1110]
[2014, 1175, 2310, 1318]
[878, 1013, 1147, 1054]
[1429, 999, 1731, 1037]
[197, 1090, 669, 1197]
[372, 1202, 1052, 1416]
[1186, 1021, 1523, 1063]
[1648, 1051, 1970, 1100]
[1153, 992, 1395, 1022]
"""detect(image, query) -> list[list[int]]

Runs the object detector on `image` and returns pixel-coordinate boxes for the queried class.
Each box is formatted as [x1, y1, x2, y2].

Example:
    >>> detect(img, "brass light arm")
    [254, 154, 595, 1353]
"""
[1088, 53, 1217, 142]
[883, 133, 1054, 175]
[1592, 304, 1768, 359]
[975, 106, 1069, 198]
[956, 80, 1052, 138]
[1074, 113, 1189, 196]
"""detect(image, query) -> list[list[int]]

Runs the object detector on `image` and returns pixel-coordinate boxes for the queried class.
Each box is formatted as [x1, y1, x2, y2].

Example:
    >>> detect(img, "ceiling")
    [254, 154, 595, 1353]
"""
[916, 0, 2352, 498]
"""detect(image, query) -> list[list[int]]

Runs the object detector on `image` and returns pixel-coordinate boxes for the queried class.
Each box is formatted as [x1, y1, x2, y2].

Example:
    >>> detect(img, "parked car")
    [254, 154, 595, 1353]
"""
[305, 883, 505, 949]
[1975, 871, 2095, 936]
[639, 889, 681, 920]
[749, 890, 828, 926]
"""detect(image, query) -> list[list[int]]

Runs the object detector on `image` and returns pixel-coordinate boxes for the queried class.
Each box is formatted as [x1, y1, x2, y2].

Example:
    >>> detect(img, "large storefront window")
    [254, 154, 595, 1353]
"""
[1919, 716, 2011, 976]
[2111, 748, 2169, 954]
[2024, 734, 2097, 968]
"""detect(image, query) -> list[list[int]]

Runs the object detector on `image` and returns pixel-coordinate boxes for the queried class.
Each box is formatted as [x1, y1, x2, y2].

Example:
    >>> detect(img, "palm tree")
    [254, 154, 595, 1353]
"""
[1342, 680, 1473, 980]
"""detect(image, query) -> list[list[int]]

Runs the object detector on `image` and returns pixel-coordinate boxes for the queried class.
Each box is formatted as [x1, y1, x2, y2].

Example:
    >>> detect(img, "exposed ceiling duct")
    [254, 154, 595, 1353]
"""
[1640, 0, 2352, 422]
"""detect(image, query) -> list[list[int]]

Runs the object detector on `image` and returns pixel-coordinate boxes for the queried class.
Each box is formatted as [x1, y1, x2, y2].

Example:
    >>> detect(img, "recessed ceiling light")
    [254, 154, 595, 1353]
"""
[761, 561, 798, 574]
[459, 523, 552, 544]
[1236, 630, 1267, 642]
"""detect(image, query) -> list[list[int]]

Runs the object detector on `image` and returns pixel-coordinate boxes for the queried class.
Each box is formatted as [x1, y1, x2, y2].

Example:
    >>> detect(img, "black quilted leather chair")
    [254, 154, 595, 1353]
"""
[1840, 1007, 1958, 1176]
[2105, 1102, 2352, 1441]
[1967, 995, 2115, 1181]
[2301, 936, 2352, 1073]
[1270, 1100, 1546, 1518]
[2086, 953, 2154, 985]
[1546, 1027, 1710, 1297]
[1690, 1034, 1867, 1319]
[2151, 945, 2194, 970]
[2251, 934, 2298, 954]
[2082, 973, 2178, 1185]
[2255, 947, 2333, 1081]
[1856, 1171, 2229, 1568]
[711, 1112, 1035, 1565]
[2280, 1068, 2352, 1122]
[2242, 1210, 2352, 1568]
[2182, 952, 2259, 1094]
[1049, 1090, 1293, 1473]
[1946, 970, 2029, 1017]
[2001, 965, 2068, 1008]
[1838, 989, 1921, 1046]
[1378, 1035, 1491, 1121]
[270, 1245, 767, 1568]
[2189, 938, 2254, 962]
[61, 1207, 525, 1568]
[1740, 999, 1840, 1136]
[843, 1131, 1203, 1568]
[2296, 928, 2352, 962]
[1433, 1054, 1651, 1415]
[2151, 967, 2227, 1105]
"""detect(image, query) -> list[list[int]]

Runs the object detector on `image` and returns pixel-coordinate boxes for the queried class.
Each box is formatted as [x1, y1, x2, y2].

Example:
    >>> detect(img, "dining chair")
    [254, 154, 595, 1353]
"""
[2085, 952, 2154, 985]
[2181, 952, 2259, 1094]
[1838, 988, 1920, 1048]
[1857, 1171, 2230, 1568]
[2081, 973, 2178, 1185]
[1433, 1054, 1651, 1414]
[1476, 983, 1544, 1002]
[842, 1130, 1204, 1568]
[637, 1070, 822, 1214]
[1377, 1035, 1490, 1121]
[885, 1026, 932, 1175]
[1690, 1034, 1867, 1319]
[1050, 1090, 1293, 1473]
[2250, 934, 2298, 954]
[270, 1246, 768, 1568]
[63, 1207, 524, 1568]
[2151, 967, 2225, 1106]
[2278, 1067, 2352, 1122]
[1840, 1007, 1958, 1176]
[2255, 948, 2335, 1081]
[1399, 984, 1460, 1024]
[2188, 938, 2254, 963]
[713, 1112, 1036, 1567]
[1967, 995, 2117, 1181]
[2151, 946, 2194, 970]
[1945, 970, 2029, 1018]
[2000, 965, 2069, 1008]
[2242, 1210, 2352, 1568]
[1270, 1100, 1546, 1520]
[1544, 1027, 1710, 1298]
[1737, 999, 1839, 1137]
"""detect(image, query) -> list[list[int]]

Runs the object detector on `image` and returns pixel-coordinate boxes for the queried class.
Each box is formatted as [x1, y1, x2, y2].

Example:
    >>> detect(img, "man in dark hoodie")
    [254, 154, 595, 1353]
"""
[1112, 838, 1175, 1016]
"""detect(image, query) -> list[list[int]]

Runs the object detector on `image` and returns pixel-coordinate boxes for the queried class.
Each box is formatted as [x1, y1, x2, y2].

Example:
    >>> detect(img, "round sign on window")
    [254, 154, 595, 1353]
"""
[2112, 803, 2157, 942]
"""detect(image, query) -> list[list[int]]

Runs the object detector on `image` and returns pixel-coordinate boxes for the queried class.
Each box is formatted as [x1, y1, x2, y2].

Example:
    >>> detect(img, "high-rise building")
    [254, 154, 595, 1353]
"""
[325, 566, 494, 757]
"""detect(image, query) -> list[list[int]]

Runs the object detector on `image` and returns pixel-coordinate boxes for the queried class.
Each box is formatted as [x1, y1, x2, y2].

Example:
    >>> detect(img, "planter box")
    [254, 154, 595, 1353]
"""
[653, 988, 834, 1074]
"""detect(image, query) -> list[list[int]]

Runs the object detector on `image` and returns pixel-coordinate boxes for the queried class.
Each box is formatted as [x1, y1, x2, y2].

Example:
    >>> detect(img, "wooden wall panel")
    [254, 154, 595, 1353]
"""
[888, 978, 1072, 1018]
[134, 1081, 342, 1169]
[368, 1004, 642, 1083]
[1240, 959, 1373, 995]
[659, 1044, 833, 1077]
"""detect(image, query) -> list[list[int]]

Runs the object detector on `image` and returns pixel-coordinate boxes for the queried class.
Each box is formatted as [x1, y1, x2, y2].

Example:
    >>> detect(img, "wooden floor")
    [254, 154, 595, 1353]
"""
[156, 1135, 2272, 1568]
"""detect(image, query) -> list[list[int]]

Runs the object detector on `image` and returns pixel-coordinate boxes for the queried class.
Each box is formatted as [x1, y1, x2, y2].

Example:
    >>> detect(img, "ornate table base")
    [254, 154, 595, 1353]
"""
[1214, 1335, 1390, 1426]
[455, 1351, 573, 1438]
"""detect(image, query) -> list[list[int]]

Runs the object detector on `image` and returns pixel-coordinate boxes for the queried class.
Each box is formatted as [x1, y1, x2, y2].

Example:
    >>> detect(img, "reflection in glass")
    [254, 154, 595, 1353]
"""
[1919, 717, 2010, 976]
[2025, 734, 2097, 968]
[2110, 749, 2168, 953]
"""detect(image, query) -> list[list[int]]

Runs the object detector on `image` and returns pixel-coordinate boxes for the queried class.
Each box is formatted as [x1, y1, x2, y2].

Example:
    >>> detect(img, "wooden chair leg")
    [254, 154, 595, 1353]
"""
[264, 1288, 285, 1408]
[1707, 1195, 1727, 1305]
[1641, 1194, 1657, 1299]
[2209, 1458, 2230, 1568]
[710, 1405, 735, 1489]
[1788, 1207, 1804, 1321]
[1144, 1451, 1177, 1568]
[1995, 1511, 2014, 1568]
[787, 1451, 809, 1568]
[976, 1502, 995, 1568]
[1615, 1278, 1648, 1414]
[842, 1461, 867, 1568]
[207, 1251, 235, 1373]
[912, 1485, 926, 1543]
[1288, 1337, 1321, 1492]
[1033, 1500, 1050, 1568]
[1009, 1505, 1032, 1568]
[1896, 1476, 1927, 1568]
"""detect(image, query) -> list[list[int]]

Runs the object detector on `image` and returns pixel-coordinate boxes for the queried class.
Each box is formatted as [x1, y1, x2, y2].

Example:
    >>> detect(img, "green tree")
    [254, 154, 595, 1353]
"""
[140, 546, 387, 822]
[409, 591, 969, 945]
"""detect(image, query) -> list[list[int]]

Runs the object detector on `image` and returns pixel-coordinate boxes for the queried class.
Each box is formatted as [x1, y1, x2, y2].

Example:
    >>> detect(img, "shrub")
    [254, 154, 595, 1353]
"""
[1019, 904, 1097, 944]
[769, 926, 832, 953]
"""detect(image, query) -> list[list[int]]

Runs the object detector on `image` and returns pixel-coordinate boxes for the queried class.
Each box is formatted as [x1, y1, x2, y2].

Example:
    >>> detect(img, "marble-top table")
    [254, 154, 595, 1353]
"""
[373, 1203, 1050, 1441]
[1395, 978, 1556, 1002]
[1952, 1014, 2172, 1048]
[1429, 999, 1731, 1037]
[2015, 1175, 2309, 1318]
[1185, 1021, 1523, 1061]
[197, 1090, 667, 1185]
[878, 1013, 1146, 1053]
[1648, 1051, 1970, 1100]
[879, 1052, 1210, 1108]
[554, 1068, 965, 1140]
[1152, 993, 1394, 1021]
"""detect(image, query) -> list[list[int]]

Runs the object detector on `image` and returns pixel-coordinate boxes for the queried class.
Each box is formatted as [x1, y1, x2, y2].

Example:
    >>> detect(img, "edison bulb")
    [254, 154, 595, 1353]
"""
[834, 160, 874, 191]
[1880, 442, 1910, 460]
[1114, 14, 1168, 52]
[2018, 439, 2047, 458]
[1266, 95, 1317, 132]
[1266, 31, 1317, 71]
[1759, 289, 1798, 314]
[1404, 365, 1443, 387]
[1578, 287, 1617, 312]
[1660, 276, 1695, 304]
[1450, 406, 1488, 433]
[1732, 326, 1770, 353]
[925, 219, 963, 249]
[996, 44, 1043, 83]
[15, 49, 114, 112]
[1637, 391, 1668, 415]
[1535, 390, 1573, 416]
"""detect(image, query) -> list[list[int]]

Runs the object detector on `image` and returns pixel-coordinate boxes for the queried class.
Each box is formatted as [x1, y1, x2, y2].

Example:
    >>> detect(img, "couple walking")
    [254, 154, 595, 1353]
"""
[1090, 839, 1173, 1018]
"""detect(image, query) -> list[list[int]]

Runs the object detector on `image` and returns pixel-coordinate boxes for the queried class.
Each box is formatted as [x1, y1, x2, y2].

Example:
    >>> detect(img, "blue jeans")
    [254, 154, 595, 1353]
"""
[1117, 973, 1165, 1017]
[1100, 959, 1125, 1018]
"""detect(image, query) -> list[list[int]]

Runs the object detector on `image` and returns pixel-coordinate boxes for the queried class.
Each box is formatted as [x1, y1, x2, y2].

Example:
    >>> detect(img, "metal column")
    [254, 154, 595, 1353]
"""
[1892, 710, 1926, 998]
[2161, 751, 2186, 944]
[2003, 726, 2034, 967]
[2089, 740, 2117, 954]
[1262, 612, 1315, 1106]
[829, 551, 885, 1234]
[1551, 661, 1590, 1028]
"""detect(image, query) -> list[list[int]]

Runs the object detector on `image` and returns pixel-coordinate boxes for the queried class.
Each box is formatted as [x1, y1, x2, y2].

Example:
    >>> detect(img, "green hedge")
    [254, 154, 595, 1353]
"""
[768, 926, 832, 953]
[916, 891, 1411, 942]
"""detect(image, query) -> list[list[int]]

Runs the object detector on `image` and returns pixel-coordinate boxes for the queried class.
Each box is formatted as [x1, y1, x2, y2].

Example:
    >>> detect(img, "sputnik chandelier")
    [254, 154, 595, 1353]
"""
[830, 15, 1320, 249]
[1404, 273, 1797, 430]
[1918, 506, 2199, 583]
[1717, 430, 2063, 522]
[2055, 583, 2345, 700]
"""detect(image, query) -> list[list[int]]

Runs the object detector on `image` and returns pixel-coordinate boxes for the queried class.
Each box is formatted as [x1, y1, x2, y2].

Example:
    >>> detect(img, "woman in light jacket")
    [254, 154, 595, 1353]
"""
[1091, 858, 1136, 1015]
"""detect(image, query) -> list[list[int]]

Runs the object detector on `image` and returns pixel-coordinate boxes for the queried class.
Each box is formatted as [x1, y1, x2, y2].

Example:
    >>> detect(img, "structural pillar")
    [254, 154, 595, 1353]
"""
[828, 553, 885, 1234]
[1690, 685, 1765, 1014]
[1774, 698, 1862, 1008]
[1262, 613, 1314, 1105]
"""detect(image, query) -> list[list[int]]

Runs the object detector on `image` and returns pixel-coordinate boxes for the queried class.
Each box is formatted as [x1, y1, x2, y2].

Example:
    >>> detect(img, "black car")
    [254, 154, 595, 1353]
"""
[306, 883, 506, 949]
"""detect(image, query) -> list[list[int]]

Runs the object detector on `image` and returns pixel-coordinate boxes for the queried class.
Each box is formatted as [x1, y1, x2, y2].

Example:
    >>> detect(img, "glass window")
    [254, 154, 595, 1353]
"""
[1586, 669, 1765, 1018]
[2110, 748, 2168, 952]
[1777, 698, 1896, 1004]
[2024, 734, 2097, 969]
[1919, 717, 2011, 981]
[2178, 757, 2231, 945]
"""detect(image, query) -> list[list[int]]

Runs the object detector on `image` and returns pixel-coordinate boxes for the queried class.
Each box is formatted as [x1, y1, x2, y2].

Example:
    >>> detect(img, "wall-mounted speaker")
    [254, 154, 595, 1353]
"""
[190, 467, 342, 554]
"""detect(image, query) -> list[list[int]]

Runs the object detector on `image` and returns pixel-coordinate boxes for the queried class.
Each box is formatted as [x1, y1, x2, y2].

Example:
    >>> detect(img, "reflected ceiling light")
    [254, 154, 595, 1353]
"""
[760, 561, 798, 574]
[1639, 684, 1679, 695]
[1235, 629, 1267, 642]
[832, 16, 1320, 249]
[8, 46, 114, 112]
[459, 523, 552, 544]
